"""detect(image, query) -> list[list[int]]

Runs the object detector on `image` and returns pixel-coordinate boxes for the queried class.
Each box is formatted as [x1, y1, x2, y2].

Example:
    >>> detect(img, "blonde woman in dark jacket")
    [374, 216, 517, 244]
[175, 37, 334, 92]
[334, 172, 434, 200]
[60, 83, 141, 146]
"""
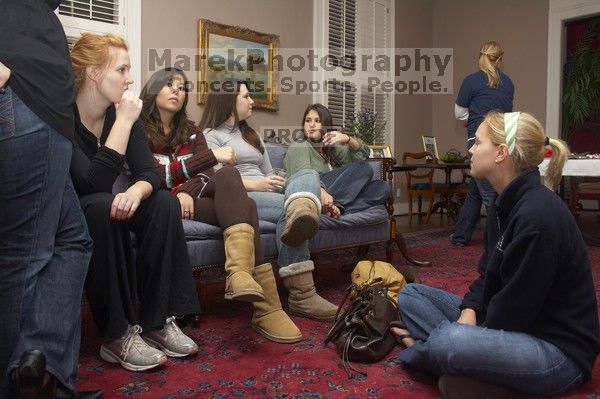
[393, 111, 600, 398]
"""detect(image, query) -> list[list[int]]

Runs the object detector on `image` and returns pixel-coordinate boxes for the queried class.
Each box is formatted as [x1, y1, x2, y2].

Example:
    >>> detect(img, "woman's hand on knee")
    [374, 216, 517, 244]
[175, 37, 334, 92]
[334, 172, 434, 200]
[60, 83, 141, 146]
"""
[320, 188, 333, 208]
[110, 190, 141, 221]
[177, 192, 195, 220]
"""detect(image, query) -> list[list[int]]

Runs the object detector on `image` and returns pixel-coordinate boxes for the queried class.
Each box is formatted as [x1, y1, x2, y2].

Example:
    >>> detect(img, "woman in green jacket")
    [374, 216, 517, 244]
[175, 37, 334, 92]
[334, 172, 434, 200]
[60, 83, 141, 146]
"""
[284, 103, 389, 218]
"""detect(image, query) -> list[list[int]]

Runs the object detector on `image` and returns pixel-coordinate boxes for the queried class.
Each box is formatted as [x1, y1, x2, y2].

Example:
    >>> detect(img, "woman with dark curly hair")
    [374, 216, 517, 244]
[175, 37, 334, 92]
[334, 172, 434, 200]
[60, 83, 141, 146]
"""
[141, 68, 300, 343]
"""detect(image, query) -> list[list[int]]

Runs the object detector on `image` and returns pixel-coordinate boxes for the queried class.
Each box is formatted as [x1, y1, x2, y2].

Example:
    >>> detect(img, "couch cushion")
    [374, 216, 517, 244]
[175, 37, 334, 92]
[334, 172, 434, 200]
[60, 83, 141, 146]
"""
[309, 219, 390, 250]
[183, 219, 276, 240]
[183, 204, 388, 240]
[265, 143, 287, 170]
[186, 232, 278, 267]
[318, 205, 388, 229]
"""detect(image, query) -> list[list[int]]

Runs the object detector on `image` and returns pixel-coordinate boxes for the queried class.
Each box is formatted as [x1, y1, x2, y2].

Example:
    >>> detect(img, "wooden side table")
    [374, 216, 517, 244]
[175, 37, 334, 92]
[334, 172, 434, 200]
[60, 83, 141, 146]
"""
[387, 164, 432, 267]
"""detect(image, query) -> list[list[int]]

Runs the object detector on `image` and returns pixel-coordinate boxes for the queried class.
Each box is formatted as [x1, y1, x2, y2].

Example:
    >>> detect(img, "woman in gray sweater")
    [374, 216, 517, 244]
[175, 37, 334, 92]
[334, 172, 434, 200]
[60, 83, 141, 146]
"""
[203, 80, 337, 322]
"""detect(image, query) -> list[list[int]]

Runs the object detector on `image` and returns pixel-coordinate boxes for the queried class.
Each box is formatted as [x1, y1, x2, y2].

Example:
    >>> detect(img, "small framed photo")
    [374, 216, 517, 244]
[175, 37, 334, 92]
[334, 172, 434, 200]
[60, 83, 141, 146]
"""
[368, 145, 392, 159]
[422, 135, 439, 159]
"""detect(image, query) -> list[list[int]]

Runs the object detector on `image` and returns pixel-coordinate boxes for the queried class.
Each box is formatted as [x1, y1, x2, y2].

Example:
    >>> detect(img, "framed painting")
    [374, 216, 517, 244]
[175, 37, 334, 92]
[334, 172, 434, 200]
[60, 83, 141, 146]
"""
[198, 19, 280, 111]
[368, 145, 393, 159]
[421, 135, 439, 159]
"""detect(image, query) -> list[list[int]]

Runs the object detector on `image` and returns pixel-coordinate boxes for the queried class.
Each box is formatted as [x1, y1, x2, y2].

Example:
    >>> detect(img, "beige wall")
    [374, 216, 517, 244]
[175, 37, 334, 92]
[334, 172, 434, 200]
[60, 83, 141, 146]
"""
[393, 0, 434, 200]
[393, 0, 549, 209]
[394, 0, 434, 153]
[431, 0, 549, 157]
[140, 0, 313, 129]
[139, 0, 549, 211]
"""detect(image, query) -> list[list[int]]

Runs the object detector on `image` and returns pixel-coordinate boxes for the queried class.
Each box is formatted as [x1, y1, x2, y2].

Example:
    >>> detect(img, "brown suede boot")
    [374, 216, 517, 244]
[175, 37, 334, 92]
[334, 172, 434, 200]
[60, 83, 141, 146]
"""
[281, 194, 320, 247]
[438, 375, 509, 399]
[251, 263, 302, 343]
[223, 224, 264, 302]
[280, 260, 338, 321]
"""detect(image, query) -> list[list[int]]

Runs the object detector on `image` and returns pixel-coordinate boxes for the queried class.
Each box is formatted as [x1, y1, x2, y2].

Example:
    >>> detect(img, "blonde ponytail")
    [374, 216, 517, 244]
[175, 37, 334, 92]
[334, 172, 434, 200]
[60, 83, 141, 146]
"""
[478, 41, 504, 88]
[544, 138, 570, 191]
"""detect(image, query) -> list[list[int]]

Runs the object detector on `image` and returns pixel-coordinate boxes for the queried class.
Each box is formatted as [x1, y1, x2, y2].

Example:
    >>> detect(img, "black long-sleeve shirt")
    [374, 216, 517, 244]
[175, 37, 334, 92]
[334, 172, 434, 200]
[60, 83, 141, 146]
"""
[70, 104, 160, 195]
[462, 167, 600, 380]
[0, 0, 75, 141]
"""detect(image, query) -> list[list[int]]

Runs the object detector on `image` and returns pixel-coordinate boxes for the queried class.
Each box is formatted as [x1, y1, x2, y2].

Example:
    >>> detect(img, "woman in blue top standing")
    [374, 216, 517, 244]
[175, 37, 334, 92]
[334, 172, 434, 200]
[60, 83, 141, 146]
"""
[451, 41, 514, 246]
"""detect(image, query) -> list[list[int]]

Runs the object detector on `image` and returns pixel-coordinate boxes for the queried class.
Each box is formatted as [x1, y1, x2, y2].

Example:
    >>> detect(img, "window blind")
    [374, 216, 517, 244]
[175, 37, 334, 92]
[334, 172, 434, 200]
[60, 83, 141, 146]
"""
[59, 0, 119, 25]
[328, 0, 356, 70]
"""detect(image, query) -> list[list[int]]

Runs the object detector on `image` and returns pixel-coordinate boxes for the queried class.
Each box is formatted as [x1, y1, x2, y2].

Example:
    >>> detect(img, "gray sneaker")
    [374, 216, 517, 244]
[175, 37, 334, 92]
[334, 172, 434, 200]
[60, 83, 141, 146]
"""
[100, 325, 167, 371]
[142, 316, 198, 358]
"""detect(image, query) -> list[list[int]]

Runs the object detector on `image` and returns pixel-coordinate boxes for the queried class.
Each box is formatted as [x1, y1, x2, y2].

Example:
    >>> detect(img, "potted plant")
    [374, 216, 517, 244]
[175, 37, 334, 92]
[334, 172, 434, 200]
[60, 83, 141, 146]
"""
[347, 108, 386, 145]
[562, 17, 600, 141]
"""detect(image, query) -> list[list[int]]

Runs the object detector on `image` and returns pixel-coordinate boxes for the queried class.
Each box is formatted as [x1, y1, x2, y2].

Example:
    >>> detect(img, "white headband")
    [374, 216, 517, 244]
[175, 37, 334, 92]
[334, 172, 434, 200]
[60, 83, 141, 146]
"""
[504, 112, 520, 155]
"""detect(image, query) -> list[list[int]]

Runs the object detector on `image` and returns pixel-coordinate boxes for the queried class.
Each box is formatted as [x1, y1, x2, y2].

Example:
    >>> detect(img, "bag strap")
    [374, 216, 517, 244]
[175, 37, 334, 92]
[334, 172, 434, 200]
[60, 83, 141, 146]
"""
[324, 284, 355, 344]
[341, 331, 367, 379]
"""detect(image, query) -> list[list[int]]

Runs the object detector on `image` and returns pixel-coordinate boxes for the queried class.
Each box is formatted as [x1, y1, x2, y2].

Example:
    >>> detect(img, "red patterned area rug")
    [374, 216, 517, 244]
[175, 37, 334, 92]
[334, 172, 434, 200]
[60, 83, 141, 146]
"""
[76, 227, 600, 398]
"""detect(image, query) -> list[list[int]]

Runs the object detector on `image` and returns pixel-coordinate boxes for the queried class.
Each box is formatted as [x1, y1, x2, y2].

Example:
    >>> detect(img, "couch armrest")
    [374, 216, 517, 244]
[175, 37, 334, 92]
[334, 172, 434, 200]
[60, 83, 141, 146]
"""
[366, 157, 396, 217]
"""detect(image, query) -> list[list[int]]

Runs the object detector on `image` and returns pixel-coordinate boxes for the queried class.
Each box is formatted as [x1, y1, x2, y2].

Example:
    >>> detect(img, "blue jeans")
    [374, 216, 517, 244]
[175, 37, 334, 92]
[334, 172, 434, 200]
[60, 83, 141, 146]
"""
[0, 88, 92, 396]
[248, 169, 321, 268]
[452, 143, 497, 244]
[397, 284, 584, 396]
[320, 161, 390, 214]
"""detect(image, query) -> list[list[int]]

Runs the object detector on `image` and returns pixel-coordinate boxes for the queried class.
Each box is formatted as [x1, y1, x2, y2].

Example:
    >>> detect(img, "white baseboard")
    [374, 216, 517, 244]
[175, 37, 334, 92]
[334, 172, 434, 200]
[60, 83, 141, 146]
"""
[393, 201, 413, 216]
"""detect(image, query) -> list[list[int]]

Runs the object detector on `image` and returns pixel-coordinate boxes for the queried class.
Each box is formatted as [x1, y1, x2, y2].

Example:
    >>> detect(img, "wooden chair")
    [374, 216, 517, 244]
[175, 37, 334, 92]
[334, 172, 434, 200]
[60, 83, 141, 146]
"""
[444, 167, 471, 221]
[567, 128, 600, 220]
[403, 151, 437, 224]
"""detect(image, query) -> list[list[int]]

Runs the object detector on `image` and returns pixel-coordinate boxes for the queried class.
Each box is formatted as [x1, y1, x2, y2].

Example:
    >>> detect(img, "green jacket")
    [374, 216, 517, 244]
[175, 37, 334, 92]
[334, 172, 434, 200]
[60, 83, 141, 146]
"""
[284, 138, 369, 176]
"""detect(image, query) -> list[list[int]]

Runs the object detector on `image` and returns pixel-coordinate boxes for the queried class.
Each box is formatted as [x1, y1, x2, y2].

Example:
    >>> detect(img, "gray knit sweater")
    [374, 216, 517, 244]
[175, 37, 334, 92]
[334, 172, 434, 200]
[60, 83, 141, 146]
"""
[204, 123, 273, 180]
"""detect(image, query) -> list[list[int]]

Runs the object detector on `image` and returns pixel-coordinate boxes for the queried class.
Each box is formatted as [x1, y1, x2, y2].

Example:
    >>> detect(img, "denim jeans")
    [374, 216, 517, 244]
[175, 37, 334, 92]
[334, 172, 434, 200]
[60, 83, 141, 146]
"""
[397, 284, 584, 396]
[320, 161, 390, 214]
[452, 143, 497, 244]
[248, 169, 321, 268]
[0, 88, 92, 397]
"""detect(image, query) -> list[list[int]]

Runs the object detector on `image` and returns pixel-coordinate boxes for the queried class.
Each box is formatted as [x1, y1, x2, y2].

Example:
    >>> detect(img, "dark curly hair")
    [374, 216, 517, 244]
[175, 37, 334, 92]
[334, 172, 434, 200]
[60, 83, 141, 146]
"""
[140, 67, 191, 149]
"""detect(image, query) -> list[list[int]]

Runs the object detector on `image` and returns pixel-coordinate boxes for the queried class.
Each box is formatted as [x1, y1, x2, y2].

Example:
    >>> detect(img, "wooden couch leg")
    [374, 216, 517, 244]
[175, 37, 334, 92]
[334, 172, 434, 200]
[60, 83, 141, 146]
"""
[356, 245, 370, 259]
[386, 240, 394, 262]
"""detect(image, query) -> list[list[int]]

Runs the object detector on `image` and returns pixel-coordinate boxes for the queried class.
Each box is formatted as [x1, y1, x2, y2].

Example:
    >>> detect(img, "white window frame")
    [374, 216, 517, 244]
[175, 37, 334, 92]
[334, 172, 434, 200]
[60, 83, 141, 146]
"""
[57, 0, 142, 93]
[313, 0, 395, 149]
[546, 0, 600, 139]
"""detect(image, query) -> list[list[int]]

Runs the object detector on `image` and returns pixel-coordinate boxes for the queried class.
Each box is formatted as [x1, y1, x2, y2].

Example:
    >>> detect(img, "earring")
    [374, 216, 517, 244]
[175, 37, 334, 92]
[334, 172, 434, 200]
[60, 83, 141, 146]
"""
[495, 160, 499, 164]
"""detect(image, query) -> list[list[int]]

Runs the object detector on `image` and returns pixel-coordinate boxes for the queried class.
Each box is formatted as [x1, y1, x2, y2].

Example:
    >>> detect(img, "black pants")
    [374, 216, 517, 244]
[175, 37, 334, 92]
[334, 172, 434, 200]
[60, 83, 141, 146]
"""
[194, 166, 264, 263]
[80, 190, 200, 340]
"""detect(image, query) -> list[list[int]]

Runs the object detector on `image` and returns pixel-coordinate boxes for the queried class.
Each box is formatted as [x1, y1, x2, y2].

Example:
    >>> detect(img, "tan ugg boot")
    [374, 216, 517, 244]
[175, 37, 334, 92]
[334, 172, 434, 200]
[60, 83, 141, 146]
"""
[281, 193, 321, 247]
[251, 263, 302, 343]
[280, 260, 338, 321]
[223, 224, 264, 302]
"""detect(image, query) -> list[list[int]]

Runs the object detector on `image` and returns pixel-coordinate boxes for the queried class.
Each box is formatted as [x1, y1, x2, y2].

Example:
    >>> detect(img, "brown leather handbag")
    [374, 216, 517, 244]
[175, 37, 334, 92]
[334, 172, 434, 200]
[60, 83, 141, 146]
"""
[324, 284, 403, 377]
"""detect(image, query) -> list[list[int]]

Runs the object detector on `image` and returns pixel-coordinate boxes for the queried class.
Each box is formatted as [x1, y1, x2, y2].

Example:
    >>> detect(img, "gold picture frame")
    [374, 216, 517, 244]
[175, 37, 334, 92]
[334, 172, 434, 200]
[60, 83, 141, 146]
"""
[198, 19, 280, 111]
[368, 145, 393, 159]
[421, 135, 439, 159]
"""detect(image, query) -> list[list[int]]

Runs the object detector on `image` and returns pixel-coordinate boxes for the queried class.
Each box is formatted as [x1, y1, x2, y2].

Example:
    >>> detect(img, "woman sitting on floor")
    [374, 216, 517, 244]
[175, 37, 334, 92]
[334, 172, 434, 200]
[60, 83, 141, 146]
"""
[203, 80, 338, 322]
[140, 68, 300, 343]
[284, 103, 389, 218]
[392, 111, 600, 398]
[70, 34, 200, 372]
